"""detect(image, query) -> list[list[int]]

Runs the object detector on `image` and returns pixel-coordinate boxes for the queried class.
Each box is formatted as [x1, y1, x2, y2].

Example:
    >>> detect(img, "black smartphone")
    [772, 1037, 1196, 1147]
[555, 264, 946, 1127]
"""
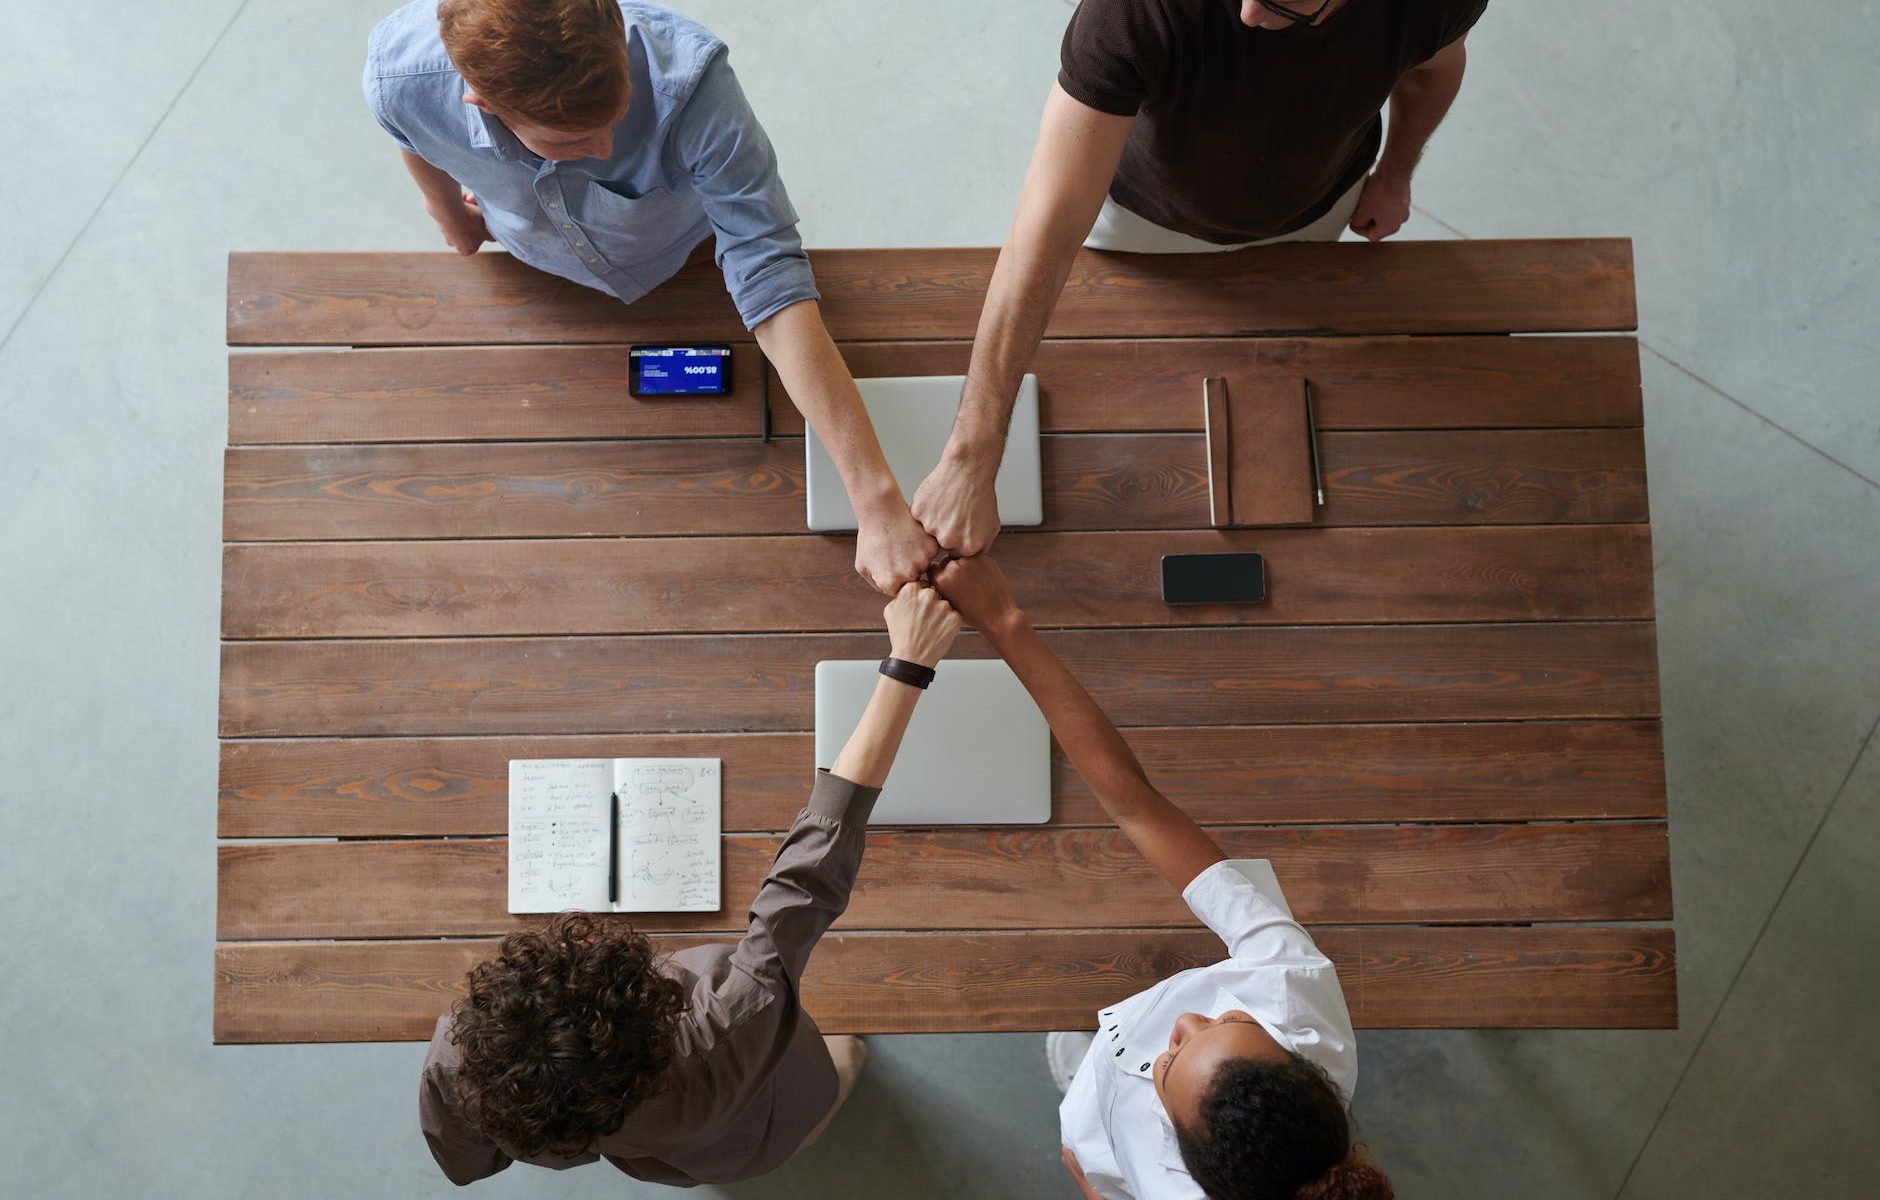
[628, 344, 733, 397]
[1161, 553, 1267, 605]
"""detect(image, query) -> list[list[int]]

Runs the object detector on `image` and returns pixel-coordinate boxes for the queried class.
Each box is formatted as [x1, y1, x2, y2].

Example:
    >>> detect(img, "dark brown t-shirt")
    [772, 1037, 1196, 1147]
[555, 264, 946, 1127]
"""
[1059, 0, 1488, 243]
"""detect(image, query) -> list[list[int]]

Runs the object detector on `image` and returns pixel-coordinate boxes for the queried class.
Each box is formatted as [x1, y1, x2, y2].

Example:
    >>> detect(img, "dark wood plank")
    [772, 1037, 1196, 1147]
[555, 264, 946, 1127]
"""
[223, 429, 1648, 540]
[1046, 429, 1649, 531]
[773, 335, 1644, 435]
[217, 823, 1671, 939]
[229, 344, 764, 444]
[224, 439, 806, 541]
[219, 733, 808, 837]
[221, 525, 1654, 639]
[218, 720, 1667, 837]
[227, 240, 1636, 346]
[228, 336, 1643, 445]
[219, 623, 1661, 737]
[213, 925, 1678, 1042]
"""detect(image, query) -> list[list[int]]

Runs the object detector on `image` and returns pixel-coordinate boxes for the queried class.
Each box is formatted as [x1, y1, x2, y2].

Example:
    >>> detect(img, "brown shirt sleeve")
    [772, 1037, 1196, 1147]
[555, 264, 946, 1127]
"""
[729, 768, 881, 990]
[419, 1050, 512, 1185]
[1057, 0, 1177, 116]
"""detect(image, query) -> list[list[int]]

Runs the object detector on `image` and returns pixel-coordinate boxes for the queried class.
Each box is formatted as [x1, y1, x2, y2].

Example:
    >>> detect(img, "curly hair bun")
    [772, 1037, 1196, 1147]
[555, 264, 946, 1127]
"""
[1294, 1149, 1395, 1200]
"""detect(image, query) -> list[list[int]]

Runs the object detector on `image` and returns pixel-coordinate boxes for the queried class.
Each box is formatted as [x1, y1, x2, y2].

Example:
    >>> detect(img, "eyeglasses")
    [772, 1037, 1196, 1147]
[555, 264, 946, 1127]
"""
[1250, 0, 1339, 25]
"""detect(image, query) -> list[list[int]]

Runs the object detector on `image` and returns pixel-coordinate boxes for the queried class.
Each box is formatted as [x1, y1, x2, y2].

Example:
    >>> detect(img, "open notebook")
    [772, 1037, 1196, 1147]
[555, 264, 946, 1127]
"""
[507, 757, 721, 914]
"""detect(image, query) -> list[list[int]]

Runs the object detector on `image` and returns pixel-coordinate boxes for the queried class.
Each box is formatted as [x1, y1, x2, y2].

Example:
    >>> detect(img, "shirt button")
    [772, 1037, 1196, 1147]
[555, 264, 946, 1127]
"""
[586, 257, 598, 265]
[547, 201, 559, 209]
[562, 223, 573, 230]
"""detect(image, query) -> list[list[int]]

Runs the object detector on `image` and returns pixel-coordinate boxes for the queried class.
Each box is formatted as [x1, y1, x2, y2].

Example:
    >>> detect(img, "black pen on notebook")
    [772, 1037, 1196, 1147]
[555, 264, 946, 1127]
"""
[608, 791, 620, 906]
[1303, 377, 1325, 507]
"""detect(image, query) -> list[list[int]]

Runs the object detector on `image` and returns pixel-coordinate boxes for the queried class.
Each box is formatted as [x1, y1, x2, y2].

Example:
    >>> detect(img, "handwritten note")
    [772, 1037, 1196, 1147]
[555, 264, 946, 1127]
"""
[615, 759, 720, 912]
[507, 757, 721, 914]
[508, 758, 613, 914]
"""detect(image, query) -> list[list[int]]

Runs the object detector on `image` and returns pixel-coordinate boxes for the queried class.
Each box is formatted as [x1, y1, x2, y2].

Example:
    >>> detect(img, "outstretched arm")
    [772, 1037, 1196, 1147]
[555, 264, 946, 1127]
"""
[933, 557, 1223, 893]
[676, 55, 937, 593]
[733, 584, 963, 988]
[910, 84, 1132, 555]
[756, 302, 938, 593]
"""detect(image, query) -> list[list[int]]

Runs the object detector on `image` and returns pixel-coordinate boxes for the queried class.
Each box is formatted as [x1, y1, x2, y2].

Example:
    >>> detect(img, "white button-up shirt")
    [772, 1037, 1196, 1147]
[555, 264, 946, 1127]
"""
[1059, 860, 1357, 1200]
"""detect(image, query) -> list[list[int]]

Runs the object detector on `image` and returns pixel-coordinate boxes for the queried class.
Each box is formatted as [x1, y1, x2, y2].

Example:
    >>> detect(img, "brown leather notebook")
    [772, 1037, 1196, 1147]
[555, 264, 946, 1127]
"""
[1206, 375, 1315, 527]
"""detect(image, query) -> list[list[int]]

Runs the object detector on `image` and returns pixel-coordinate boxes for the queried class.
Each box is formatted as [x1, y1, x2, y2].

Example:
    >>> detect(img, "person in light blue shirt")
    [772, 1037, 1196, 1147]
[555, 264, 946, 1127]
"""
[365, 0, 937, 592]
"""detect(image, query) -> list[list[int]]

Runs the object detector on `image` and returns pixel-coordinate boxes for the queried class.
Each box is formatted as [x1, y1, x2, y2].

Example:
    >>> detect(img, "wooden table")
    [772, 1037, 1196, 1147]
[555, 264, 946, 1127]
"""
[215, 239, 1675, 1043]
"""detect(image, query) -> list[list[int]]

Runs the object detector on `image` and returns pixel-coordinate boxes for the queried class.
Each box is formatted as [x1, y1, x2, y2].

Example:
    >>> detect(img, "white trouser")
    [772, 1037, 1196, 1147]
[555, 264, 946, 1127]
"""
[1083, 176, 1365, 253]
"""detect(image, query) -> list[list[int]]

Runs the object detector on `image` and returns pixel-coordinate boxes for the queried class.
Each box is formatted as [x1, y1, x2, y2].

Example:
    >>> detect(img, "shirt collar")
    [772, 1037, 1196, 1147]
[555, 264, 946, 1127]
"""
[462, 97, 534, 165]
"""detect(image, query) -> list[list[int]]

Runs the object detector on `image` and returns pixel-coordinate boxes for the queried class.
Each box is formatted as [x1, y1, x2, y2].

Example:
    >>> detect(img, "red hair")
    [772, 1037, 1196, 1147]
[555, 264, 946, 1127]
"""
[438, 0, 632, 130]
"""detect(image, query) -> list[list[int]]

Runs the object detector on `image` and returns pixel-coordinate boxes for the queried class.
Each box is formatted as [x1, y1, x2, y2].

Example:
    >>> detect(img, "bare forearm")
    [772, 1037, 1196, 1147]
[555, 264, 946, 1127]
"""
[953, 226, 1084, 457]
[1377, 47, 1467, 178]
[756, 299, 902, 515]
[831, 676, 924, 788]
[951, 84, 1129, 463]
[986, 613, 1153, 807]
[985, 614, 1224, 889]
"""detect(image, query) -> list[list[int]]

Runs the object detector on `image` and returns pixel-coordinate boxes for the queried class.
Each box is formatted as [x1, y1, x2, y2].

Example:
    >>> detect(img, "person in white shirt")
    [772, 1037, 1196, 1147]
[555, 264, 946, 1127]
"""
[932, 554, 1394, 1200]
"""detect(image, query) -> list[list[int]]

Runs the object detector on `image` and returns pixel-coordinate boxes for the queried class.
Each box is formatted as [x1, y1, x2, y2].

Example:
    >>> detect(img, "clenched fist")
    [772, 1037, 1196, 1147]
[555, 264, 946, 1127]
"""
[883, 582, 963, 668]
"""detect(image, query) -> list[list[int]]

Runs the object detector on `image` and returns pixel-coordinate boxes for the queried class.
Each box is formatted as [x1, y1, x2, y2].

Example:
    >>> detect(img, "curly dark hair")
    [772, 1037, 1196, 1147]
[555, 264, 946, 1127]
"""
[448, 913, 689, 1158]
[1172, 1053, 1393, 1200]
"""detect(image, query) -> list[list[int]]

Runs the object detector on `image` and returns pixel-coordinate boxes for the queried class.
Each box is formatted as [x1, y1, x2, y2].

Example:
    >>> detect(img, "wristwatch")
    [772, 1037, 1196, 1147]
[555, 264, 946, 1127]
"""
[878, 657, 936, 690]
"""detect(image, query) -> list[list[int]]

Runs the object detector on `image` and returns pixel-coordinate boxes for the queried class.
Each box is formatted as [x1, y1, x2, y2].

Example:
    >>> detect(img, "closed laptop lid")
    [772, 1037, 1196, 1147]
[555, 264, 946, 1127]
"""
[813, 658, 1051, 825]
[805, 374, 1043, 531]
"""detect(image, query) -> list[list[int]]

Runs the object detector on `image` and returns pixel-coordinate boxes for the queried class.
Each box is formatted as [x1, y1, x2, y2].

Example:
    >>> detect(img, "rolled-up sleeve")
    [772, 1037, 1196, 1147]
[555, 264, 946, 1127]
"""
[362, 28, 419, 154]
[670, 51, 820, 329]
[1182, 858, 1332, 967]
[730, 769, 880, 990]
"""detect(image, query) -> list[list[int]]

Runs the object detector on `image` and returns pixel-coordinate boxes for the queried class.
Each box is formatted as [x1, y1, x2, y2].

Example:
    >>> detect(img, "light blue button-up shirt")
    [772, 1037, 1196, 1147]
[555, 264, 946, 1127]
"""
[364, 1, 818, 329]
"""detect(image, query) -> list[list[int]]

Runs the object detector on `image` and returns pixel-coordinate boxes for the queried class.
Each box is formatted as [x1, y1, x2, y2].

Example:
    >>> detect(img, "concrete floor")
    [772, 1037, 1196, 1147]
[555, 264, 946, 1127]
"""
[2, 1, 1876, 1196]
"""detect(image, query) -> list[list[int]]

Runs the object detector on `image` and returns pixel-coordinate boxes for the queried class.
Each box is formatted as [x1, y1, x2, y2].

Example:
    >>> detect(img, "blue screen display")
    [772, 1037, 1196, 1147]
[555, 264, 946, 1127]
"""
[631, 345, 731, 395]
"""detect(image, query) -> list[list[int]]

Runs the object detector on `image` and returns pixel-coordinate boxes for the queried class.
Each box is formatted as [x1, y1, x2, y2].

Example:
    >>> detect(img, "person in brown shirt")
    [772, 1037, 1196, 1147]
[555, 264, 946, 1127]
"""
[910, 0, 1489, 557]
[418, 582, 963, 1186]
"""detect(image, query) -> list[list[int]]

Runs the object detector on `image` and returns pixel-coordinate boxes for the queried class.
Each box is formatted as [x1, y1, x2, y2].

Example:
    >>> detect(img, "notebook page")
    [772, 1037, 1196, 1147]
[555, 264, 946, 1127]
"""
[612, 758, 721, 912]
[508, 758, 612, 913]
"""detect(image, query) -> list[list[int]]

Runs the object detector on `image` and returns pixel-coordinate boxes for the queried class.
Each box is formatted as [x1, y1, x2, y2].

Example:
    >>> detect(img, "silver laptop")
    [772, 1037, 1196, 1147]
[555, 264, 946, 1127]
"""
[804, 375, 1044, 531]
[813, 659, 1052, 825]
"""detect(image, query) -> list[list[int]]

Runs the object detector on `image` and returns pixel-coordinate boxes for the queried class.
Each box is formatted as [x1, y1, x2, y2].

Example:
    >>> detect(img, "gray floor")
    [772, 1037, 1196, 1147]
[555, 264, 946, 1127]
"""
[1, 1, 1876, 1196]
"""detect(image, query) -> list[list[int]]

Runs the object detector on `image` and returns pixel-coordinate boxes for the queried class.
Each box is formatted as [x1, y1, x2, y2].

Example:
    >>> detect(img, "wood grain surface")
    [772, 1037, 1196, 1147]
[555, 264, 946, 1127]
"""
[228, 240, 1636, 345]
[228, 335, 1642, 444]
[220, 525, 1653, 638]
[220, 623, 1661, 737]
[214, 926, 1677, 1042]
[218, 720, 1667, 838]
[217, 823, 1672, 939]
[228, 344, 764, 444]
[771, 335, 1644, 435]
[217, 240, 1672, 1040]
[223, 428, 1647, 540]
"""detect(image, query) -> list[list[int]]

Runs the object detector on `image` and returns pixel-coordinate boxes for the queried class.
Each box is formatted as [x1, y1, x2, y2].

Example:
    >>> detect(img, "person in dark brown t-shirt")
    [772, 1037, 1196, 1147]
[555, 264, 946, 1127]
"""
[909, 0, 1488, 559]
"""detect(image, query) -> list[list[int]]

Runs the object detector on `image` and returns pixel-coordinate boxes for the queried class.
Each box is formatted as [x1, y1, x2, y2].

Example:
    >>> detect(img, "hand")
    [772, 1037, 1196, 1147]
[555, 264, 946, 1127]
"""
[911, 451, 1002, 556]
[883, 582, 962, 668]
[1347, 168, 1411, 242]
[854, 504, 940, 595]
[932, 554, 1022, 638]
[426, 190, 493, 256]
